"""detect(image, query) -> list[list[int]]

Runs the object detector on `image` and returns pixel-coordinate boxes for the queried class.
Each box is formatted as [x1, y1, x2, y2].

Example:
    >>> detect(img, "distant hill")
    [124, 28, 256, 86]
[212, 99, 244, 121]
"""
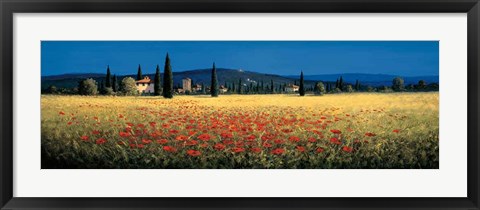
[41, 68, 315, 89]
[284, 73, 439, 86]
[41, 69, 439, 90]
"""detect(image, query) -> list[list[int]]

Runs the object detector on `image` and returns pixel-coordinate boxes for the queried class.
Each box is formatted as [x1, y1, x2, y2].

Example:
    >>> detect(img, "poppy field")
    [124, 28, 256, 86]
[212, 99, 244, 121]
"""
[41, 93, 439, 169]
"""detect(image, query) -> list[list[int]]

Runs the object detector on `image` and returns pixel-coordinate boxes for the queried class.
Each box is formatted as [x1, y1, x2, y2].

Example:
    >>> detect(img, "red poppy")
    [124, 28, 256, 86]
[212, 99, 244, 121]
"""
[296, 146, 306, 152]
[330, 129, 342, 134]
[271, 148, 285, 155]
[393, 129, 400, 133]
[169, 129, 179, 134]
[137, 144, 145, 149]
[149, 122, 156, 127]
[197, 133, 211, 141]
[92, 130, 100, 135]
[250, 147, 262, 153]
[67, 122, 73, 125]
[232, 147, 245, 153]
[223, 140, 234, 145]
[246, 134, 256, 141]
[119, 131, 131, 137]
[330, 137, 341, 145]
[316, 148, 324, 153]
[263, 142, 273, 148]
[365, 132, 376, 137]
[163, 146, 176, 152]
[342, 146, 353, 153]
[274, 139, 285, 144]
[288, 136, 300, 143]
[187, 149, 201, 157]
[59, 111, 65, 115]
[308, 137, 316, 143]
[80, 135, 89, 141]
[175, 135, 189, 141]
[185, 140, 198, 146]
[96, 138, 107, 145]
[221, 132, 233, 139]
[214, 143, 226, 151]
[129, 143, 136, 149]
[142, 139, 153, 144]
[157, 139, 168, 144]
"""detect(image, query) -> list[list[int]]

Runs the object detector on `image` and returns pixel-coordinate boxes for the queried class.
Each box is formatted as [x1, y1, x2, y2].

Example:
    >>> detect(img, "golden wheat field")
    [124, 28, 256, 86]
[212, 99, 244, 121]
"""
[41, 93, 439, 169]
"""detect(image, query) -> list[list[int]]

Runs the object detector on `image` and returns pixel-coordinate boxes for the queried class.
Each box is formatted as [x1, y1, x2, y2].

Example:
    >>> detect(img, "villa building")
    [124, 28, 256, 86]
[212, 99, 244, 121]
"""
[219, 85, 228, 93]
[192, 84, 202, 92]
[182, 78, 192, 92]
[285, 84, 299, 93]
[136, 76, 154, 94]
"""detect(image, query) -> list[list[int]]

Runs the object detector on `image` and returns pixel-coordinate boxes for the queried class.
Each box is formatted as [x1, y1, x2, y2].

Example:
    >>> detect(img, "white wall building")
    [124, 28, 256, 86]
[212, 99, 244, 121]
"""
[136, 76, 155, 94]
[285, 84, 299, 93]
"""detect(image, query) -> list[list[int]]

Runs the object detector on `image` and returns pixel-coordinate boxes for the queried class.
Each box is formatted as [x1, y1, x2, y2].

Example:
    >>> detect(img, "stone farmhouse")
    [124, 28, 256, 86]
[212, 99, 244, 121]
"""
[135, 76, 154, 94]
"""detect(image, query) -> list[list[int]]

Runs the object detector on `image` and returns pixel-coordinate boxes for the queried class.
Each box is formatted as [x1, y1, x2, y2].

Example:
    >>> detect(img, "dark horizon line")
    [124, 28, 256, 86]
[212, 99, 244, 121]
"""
[41, 68, 439, 78]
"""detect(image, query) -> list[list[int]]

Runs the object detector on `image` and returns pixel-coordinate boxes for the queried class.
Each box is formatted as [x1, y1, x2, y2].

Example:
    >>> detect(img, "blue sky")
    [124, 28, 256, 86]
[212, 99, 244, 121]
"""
[41, 41, 439, 76]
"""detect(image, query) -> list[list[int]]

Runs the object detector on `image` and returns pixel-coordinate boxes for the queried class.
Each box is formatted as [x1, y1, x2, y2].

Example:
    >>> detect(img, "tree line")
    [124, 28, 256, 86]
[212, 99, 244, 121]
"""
[43, 53, 439, 97]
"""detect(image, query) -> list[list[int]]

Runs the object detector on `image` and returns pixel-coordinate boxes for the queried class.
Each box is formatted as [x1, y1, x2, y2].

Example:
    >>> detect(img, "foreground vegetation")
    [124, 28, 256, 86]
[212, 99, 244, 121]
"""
[41, 93, 439, 169]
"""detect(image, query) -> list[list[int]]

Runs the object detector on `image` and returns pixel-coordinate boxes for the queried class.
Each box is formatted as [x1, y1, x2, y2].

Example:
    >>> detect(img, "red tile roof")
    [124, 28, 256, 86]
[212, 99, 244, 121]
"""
[137, 76, 152, 84]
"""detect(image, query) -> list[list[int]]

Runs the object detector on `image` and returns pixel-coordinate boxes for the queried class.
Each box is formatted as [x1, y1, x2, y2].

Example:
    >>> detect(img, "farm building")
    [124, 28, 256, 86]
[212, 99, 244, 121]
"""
[136, 76, 154, 94]
[192, 84, 202, 92]
[285, 84, 299, 93]
[219, 85, 228, 93]
[182, 78, 192, 91]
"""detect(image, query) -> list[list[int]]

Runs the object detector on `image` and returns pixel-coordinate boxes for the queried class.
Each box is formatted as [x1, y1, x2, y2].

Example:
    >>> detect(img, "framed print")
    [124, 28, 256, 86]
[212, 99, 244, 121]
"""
[1, 0, 479, 209]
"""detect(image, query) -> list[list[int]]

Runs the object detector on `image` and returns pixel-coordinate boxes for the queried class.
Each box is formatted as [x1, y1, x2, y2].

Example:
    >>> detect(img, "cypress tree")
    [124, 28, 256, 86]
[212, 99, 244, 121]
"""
[210, 62, 219, 97]
[313, 82, 319, 93]
[137, 64, 143, 80]
[261, 81, 264, 94]
[112, 74, 118, 92]
[299, 71, 305, 96]
[162, 53, 173, 98]
[201, 82, 206, 94]
[339, 76, 344, 91]
[154, 64, 162, 96]
[238, 78, 243, 94]
[335, 79, 339, 89]
[105, 65, 111, 88]
[232, 82, 236, 94]
[355, 79, 360, 91]
[271, 79, 275, 93]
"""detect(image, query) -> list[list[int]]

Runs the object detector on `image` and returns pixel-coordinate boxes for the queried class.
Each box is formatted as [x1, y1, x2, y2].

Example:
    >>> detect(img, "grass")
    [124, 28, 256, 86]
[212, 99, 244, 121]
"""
[41, 93, 439, 169]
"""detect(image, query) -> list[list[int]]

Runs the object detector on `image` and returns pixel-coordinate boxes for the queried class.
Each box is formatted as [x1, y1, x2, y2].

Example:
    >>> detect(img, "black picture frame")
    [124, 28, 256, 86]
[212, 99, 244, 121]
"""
[1, 0, 479, 209]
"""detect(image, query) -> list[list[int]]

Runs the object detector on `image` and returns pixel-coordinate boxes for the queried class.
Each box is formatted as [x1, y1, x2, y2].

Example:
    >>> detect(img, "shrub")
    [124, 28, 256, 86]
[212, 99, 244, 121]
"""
[120, 77, 138, 96]
[78, 78, 98, 95]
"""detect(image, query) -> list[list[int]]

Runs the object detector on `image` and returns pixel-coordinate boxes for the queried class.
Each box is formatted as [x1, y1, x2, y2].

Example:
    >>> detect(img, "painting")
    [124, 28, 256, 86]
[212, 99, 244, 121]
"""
[41, 41, 439, 169]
